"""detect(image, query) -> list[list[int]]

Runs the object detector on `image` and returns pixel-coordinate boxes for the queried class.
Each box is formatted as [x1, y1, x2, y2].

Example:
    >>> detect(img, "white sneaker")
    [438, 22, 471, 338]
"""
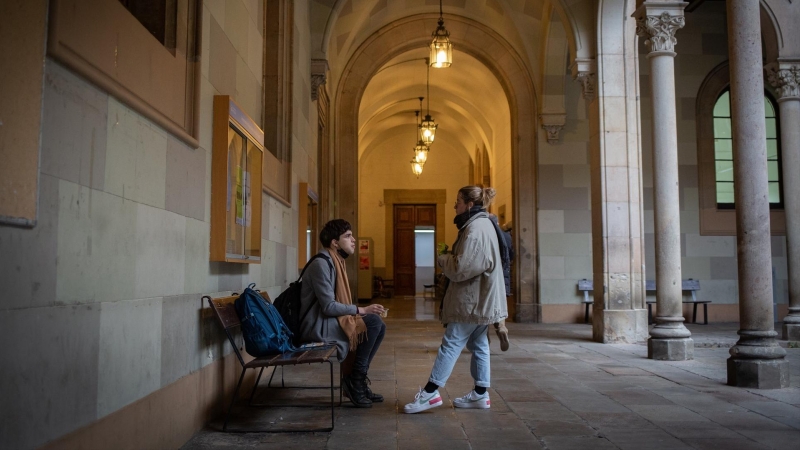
[404, 387, 443, 414]
[453, 390, 490, 409]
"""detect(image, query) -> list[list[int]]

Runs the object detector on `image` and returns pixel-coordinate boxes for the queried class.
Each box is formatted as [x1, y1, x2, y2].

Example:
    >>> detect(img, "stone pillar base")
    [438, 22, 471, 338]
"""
[727, 358, 790, 389]
[783, 323, 800, 342]
[515, 303, 539, 323]
[592, 309, 648, 343]
[648, 338, 693, 361]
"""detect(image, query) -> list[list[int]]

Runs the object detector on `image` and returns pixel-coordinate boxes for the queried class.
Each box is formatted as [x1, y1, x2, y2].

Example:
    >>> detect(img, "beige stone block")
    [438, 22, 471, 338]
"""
[198, 76, 217, 153]
[266, 198, 285, 244]
[206, 0, 225, 26]
[604, 167, 632, 203]
[246, 17, 262, 79]
[699, 279, 739, 304]
[261, 239, 277, 287]
[134, 204, 186, 299]
[105, 99, 167, 209]
[57, 180, 137, 304]
[564, 256, 593, 279]
[606, 202, 631, 238]
[603, 131, 630, 167]
[678, 141, 698, 165]
[607, 237, 632, 273]
[680, 209, 700, 234]
[97, 297, 162, 417]
[539, 233, 592, 256]
[538, 142, 588, 165]
[538, 210, 564, 233]
[684, 233, 736, 257]
[201, 5, 211, 79]
[540, 256, 565, 279]
[682, 187, 699, 211]
[681, 257, 712, 280]
[562, 164, 590, 188]
[208, 15, 237, 96]
[602, 97, 628, 132]
[224, 0, 249, 55]
[540, 279, 585, 304]
[184, 218, 213, 295]
[235, 55, 260, 124]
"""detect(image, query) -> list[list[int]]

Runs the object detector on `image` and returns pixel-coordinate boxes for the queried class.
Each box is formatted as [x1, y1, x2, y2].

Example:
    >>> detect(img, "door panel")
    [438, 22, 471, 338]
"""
[393, 204, 436, 296]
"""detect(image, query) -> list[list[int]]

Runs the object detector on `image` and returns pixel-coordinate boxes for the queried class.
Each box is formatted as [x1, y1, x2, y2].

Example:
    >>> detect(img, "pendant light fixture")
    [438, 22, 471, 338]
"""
[430, 0, 453, 68]
[410, 159, 424, 178]
[413, 101, 430, 165]
[419, 61, 438, 146]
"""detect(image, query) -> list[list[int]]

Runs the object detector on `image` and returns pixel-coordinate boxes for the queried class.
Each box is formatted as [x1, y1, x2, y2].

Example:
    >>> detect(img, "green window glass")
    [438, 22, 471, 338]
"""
[712, 90, 782, 208]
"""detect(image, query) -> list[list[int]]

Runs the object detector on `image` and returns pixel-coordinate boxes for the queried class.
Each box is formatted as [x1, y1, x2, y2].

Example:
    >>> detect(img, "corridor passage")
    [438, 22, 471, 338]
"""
[183, 298, 800, 450]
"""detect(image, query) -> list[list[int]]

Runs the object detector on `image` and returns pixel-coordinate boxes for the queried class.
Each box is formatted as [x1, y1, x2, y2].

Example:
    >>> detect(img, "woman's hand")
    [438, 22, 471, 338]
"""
[358, 304, 385, 315]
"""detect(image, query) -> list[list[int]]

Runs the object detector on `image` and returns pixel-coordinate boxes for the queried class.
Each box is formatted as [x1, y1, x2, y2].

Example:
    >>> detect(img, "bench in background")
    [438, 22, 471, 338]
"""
[645, 279, 708, 325]
[577, 279, 708, 325]
[205, 292, 338, 433]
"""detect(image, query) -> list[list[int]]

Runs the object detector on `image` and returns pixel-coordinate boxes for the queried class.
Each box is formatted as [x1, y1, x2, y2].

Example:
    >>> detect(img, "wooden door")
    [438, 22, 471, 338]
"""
[393, 204, 436, 296]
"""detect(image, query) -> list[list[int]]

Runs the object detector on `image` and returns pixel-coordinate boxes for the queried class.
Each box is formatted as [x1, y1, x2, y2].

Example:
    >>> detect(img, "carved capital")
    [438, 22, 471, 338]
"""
[765, 62, 800, 100]
[570, 58, 596, 102]
[310, 59, 329, 101]
[539, 113, 566, 144]
[575, 71, 596, 102]
[636, 12, 685, 53]
[542, 124, 564, 144]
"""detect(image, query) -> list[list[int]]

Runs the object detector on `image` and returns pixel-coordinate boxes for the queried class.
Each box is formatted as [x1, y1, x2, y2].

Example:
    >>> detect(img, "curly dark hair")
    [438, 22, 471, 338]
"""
[319, 219, 352, 248]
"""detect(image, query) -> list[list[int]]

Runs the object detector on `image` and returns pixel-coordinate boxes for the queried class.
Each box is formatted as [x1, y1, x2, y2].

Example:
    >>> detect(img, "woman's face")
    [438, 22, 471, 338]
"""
[454, 195, 473, 215]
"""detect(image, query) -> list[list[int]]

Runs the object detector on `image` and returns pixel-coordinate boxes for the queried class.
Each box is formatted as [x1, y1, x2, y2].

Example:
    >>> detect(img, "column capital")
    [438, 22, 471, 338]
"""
[570, 58, 596, 102]
[633, 2, 689, 54]
[310, 59, 329, 101]
[765, 59, 800, 100]
[539, 113, 566, 144]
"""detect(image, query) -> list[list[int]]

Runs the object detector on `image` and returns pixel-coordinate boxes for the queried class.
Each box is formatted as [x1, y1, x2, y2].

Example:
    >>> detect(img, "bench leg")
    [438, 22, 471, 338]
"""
[329, 360, 335, 431]
[704, 303, 708, 325]
[693, 303, 698, 324]
[584, 303, 590, 324]
[648, 304, 653, 325]
[249, 367, 267, 405]
[223, 369, 248, 432]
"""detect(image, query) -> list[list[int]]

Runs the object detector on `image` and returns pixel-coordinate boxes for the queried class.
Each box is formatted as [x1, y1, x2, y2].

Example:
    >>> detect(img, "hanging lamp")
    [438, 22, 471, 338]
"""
[413, 102, 430, 164]
[430, 0, 453, 68]
[410, 159, 424, 178]
[419, 62, 438, 145]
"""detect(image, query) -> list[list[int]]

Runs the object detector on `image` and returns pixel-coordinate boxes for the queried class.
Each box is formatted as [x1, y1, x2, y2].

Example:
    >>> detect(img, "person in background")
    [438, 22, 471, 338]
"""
[488, 213, 513, 351]
[298, 219, 386, 408]
[404, 186, 508, 414]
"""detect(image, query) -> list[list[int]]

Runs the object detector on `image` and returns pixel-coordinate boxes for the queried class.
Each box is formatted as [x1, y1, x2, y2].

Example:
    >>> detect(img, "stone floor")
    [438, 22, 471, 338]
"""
[182, 297, 800, 450]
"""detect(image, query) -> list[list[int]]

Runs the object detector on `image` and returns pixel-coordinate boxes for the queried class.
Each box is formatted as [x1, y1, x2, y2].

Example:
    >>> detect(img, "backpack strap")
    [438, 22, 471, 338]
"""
[297, 253, 335, 326]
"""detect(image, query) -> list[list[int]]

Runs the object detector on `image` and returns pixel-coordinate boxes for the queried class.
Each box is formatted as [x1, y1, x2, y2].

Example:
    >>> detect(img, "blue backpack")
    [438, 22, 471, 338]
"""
[234, 283, 295, 356]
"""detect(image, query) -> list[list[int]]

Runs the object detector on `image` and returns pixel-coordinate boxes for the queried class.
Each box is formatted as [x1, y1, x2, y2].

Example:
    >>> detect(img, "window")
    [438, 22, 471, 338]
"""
[712, 90, 782, 209]
[696, 62, 785, 236]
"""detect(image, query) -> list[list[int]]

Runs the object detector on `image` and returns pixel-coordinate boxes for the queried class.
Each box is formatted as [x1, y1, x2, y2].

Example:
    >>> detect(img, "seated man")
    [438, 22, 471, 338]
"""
[298, 219, 386, 407]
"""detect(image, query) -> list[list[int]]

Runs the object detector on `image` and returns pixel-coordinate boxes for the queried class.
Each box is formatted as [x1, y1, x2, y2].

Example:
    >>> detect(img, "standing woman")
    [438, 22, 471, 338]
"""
[404, 186, 508, 413]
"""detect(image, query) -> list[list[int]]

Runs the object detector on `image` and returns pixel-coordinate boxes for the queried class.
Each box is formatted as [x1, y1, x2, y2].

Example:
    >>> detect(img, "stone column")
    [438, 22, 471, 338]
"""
[577, 0, 648, 345]
[767, 60, 800, 342]
[725, 1, 789, 389]
[634, 2, 693, 361]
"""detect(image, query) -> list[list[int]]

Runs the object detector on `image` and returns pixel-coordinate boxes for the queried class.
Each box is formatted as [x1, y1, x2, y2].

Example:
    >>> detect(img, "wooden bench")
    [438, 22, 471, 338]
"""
[577, 279, 708, 325]
[205, 291, 338, 433]
[645, 279, 708, 325]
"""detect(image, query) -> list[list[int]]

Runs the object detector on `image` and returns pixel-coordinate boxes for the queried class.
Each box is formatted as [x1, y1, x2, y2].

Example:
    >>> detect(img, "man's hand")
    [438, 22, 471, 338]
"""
[358, 304, 386, 315]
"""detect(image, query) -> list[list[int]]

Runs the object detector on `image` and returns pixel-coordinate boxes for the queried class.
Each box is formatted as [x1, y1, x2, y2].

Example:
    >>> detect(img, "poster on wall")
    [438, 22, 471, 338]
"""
[359, 256, 370, 270]
[359, 240, 370, 254]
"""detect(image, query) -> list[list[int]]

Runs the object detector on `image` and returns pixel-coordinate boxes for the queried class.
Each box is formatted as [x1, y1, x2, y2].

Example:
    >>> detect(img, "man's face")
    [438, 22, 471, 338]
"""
[335, 230, 356, 255]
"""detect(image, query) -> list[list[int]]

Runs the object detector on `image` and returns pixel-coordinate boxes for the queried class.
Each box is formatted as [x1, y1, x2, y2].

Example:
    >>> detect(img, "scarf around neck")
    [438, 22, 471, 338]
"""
[327, 248, 367, 350]
[454, 205, 485, 229]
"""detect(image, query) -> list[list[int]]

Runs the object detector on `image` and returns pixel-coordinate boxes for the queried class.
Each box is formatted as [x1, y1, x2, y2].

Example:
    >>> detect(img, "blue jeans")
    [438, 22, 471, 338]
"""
[429, 323, 491, 388]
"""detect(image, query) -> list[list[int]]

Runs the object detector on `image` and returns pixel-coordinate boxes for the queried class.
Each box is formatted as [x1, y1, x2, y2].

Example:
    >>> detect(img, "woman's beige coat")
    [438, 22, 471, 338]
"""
[437, 211, 508, 324]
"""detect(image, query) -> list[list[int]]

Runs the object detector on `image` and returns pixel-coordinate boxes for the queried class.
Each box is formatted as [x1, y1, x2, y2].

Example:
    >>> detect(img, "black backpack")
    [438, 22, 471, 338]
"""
[273, 253, 333, 346]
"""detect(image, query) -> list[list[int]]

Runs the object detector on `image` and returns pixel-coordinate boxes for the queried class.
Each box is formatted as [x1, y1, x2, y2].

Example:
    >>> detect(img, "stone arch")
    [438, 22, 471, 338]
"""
[333, 13, 541, 321]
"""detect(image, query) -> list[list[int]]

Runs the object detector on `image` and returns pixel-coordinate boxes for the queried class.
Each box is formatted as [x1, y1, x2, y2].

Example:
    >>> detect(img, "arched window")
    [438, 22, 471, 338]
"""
[696, 62, 785, 236]
[712, 90, 783, 209]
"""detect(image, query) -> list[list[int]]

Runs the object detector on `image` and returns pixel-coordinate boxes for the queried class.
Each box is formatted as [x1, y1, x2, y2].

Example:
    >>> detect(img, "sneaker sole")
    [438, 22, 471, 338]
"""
[454, 399, 490, 409]
[497, 330, 509, 352]
[404, 396, 443, 414]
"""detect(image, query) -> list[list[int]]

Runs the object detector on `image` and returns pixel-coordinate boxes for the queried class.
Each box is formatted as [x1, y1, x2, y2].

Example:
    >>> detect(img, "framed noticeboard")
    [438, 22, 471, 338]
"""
[210, 96, 263, 263]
